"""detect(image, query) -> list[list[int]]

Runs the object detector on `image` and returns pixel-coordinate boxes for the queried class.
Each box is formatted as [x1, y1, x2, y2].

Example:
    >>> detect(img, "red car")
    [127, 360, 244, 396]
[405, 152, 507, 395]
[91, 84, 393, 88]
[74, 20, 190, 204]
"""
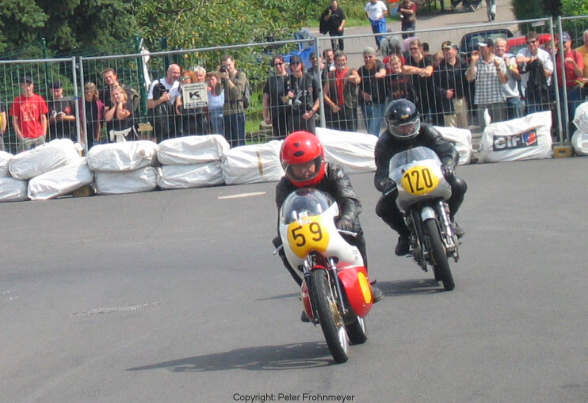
[505, 33, 553, 55]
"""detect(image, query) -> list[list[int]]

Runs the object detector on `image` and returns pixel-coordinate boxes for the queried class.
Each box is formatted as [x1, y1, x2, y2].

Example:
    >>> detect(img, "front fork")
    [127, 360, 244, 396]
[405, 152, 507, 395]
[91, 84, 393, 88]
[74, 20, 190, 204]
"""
[303, 256, 348, 324]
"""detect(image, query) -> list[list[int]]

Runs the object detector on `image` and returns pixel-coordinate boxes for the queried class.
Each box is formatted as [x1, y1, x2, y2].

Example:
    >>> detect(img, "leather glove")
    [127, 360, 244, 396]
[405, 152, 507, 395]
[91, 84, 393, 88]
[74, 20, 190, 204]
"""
[442, 157, 455, 179]
[382, 179, 398, 197]
[336, 218, 354, 231]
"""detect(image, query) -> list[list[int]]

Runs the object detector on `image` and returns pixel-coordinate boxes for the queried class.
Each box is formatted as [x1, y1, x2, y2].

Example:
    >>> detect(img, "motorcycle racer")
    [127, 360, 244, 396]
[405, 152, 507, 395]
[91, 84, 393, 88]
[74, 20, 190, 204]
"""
[274, 131, 383, 307]
[374, 99, 468, 256]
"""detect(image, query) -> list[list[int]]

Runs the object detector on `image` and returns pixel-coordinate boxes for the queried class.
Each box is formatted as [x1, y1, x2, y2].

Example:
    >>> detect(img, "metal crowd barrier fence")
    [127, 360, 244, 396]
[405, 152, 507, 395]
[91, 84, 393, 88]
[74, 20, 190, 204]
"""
[0, 15, 586, 155]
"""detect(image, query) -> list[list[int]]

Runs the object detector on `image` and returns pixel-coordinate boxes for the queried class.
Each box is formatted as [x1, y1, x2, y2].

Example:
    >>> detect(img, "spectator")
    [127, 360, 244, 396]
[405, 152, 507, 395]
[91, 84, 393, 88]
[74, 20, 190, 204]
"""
[555, 32, 584, 139]
[320, 0, 346, 51]
[147, 64, 182, 141]
[105, 85, 136, 142]
[466, 39, 508, 132]
[176, 68, 209, 136]
[323, 49, 337, 72]
[47, 80, 77, 142]
[575, 29, 588, 91]
[207, 72, 225, 136]
[449, 0, 470, 11]
[358, 47, 387, 136]
[263, 55, 290, 139]
[100, 68, 140, 114]
[398, 0, 417, 40]
[324, 51, 361, 132]
[285, 55, 320, 134]
[516, 31, 554, 115]
[385, 55, 417, 104]
[82, 82, 105, 149]
[0, 97, 6, 151]
[494, 38, 523, 120]
[433, 41, 470, 128]
[220, 55, 248, 147]
[9, 76, 48, 153]
[365, 0, 389, 50]
[307, 51, 328, 87]
[403, 39, 437, 124]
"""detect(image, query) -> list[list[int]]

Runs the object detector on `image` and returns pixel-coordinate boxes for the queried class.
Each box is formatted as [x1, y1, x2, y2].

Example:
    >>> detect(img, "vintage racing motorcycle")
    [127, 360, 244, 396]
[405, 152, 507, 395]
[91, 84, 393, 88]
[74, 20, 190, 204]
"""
[389, 146, 460, 291]
[276, 188, 374, 363]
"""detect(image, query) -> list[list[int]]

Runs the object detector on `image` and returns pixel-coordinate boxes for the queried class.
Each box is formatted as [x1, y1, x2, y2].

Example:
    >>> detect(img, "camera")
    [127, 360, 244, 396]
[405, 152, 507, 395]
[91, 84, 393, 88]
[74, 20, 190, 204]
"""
[220, 65, 228, 73]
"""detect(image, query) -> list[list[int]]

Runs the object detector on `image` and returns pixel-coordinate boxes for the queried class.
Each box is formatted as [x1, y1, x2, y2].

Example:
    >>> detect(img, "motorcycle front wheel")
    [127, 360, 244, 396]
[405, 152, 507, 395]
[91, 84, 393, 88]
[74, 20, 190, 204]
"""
[310, 269, 350, 363]
[424, 219, 455, 291]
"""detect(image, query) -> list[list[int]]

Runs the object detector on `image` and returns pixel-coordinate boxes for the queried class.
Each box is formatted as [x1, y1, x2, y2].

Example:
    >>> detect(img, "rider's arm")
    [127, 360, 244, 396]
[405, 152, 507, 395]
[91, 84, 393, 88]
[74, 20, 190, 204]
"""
[374, 137, 392, 192]
[328, 164, 362, 222]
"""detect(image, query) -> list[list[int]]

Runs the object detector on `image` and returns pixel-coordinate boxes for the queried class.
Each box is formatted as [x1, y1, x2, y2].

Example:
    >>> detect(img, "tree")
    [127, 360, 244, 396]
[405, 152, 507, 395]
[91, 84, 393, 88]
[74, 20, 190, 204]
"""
[0, 0, 137, 57]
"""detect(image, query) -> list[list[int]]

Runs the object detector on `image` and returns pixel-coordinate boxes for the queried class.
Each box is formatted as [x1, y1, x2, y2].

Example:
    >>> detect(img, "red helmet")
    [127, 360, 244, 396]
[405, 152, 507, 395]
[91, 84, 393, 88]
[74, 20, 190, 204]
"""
[280, 131, 326, 188]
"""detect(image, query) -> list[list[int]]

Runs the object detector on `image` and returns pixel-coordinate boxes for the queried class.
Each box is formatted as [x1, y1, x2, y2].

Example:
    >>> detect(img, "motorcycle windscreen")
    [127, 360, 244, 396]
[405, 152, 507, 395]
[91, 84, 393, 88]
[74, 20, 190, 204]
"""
[280, 188, 337, 225]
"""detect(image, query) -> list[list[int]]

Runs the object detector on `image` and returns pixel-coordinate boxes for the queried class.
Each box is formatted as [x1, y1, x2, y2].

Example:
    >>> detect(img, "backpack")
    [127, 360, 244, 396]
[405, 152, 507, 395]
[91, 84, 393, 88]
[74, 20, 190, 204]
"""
[236, 70, 251, 109]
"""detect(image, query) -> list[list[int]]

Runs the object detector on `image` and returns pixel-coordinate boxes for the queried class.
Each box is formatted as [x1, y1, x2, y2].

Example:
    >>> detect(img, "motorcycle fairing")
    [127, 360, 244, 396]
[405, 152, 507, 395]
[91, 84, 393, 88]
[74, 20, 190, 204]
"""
[337, 266, 373, 318]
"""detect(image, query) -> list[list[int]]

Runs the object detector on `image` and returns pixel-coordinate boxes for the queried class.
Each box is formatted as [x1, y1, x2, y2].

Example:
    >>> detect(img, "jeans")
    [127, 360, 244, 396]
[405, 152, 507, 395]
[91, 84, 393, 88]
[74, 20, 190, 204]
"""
[506, 96, 524, 120]
[209, 109, 224, 136]
[223, 112, 246, 147]
[362, 102, 386, 136]
[369, 18, 387, 48]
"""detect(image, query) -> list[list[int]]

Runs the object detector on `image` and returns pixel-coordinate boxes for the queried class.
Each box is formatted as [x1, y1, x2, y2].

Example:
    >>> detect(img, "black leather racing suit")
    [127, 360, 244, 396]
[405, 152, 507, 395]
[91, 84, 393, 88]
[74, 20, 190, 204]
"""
[275, 163, 366, 286]
[374, 123, 468, 237]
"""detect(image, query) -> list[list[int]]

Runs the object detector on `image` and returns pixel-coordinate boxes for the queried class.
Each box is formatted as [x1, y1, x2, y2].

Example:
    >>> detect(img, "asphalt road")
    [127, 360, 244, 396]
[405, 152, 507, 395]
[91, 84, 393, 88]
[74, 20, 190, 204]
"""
[1, 155, 588, 403]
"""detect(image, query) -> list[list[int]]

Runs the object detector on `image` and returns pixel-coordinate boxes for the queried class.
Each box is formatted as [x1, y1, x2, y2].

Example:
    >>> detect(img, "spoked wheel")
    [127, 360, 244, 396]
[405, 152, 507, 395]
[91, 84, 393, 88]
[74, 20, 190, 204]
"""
[310, 269, 349, 363]
[424, 219, 455, 291]
[346, 316, 368, 345]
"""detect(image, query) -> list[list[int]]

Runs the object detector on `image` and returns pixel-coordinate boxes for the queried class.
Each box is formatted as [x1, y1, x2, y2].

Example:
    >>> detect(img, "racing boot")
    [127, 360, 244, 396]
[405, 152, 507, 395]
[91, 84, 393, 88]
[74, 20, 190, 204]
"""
[371, 285, 384, 303]
[300, 310, 311, 323]
[395, 235, 410, 256]
[452, 221, 465, 239]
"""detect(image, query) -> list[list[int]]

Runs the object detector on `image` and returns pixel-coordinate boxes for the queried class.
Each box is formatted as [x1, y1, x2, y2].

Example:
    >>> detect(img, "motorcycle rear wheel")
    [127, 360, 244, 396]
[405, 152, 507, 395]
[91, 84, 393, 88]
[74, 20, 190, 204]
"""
[424, 219, 455, 291]
[346, 316, 368, 345]
[310, 269, 350, 363]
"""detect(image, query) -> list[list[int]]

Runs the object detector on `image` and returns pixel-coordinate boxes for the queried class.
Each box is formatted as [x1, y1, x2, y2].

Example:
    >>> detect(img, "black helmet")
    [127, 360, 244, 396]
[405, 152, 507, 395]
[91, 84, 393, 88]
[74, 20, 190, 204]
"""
[385, 99, 420, 140]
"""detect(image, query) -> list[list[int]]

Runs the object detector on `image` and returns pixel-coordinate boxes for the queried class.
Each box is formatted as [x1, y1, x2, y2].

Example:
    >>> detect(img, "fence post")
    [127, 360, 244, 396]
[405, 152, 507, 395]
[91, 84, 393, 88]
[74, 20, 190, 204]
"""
[550, 17, 565, 143]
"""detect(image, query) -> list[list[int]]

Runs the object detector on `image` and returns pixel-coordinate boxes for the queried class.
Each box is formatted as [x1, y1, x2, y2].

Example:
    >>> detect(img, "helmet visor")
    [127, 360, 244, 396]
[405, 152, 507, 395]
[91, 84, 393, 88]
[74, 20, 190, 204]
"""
[390, 119, 420, 139]
[285, 156, 323, 183]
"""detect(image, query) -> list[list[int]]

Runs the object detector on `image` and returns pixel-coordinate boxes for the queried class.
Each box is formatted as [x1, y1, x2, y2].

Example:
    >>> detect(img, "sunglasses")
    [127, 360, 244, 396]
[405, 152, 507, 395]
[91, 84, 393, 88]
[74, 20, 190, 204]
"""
[409, 47, 419, 51]
[274, 62, 284, 66]
[527, 40, 537, 44]
[290, 61, 301, 65]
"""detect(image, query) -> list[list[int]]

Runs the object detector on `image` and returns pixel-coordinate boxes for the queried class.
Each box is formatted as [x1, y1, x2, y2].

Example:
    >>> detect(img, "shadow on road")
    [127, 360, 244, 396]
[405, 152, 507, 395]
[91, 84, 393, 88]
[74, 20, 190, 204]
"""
[377, 278, 445, 296]
[128, 342, 336, 373]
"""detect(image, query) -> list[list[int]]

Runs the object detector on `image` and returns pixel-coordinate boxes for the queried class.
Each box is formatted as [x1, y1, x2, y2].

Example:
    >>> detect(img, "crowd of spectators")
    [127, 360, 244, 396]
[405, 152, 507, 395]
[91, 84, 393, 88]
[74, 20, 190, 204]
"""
[1, 24, 587, 154]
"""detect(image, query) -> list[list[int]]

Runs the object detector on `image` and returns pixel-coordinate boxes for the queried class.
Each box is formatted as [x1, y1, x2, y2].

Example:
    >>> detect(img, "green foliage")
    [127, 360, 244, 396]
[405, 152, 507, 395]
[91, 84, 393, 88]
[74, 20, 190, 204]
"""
[0, 0, 137, 58]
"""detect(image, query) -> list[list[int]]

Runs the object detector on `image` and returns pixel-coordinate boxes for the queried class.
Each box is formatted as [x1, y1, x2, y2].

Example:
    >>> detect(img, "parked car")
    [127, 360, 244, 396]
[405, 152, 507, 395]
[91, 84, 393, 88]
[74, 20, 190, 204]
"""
[505, 33, 552, 55]
[459, 29, 514, 62]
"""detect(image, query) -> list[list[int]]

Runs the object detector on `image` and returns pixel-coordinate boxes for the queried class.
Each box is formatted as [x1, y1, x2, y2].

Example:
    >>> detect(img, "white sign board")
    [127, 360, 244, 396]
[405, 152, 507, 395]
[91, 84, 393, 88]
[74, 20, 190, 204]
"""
[182, 82, 208, 109]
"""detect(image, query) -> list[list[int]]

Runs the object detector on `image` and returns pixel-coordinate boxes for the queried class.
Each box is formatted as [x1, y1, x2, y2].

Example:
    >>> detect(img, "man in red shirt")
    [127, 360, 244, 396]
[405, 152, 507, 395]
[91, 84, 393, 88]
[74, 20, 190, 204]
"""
[9, 76, 48, 152]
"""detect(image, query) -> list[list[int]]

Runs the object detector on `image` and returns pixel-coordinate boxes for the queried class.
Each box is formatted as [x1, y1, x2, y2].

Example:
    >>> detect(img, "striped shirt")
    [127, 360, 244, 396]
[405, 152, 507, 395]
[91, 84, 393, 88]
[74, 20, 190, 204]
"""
[470, 55, 507, 105]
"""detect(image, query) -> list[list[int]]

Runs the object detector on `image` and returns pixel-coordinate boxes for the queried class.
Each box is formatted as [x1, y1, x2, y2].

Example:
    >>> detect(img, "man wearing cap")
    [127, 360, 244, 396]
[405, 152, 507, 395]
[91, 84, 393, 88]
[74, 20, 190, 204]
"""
[516, 31, 554, 115]
[358, 46, 387, 136]
[307, 51, 328, 87]
[434, 40, 470, 128]
[466, 38, 508, 132]
[48, 80, 77, 142]
[9, 76, 48, 152]
[320, 0, 346, 51]
[555, 32, 584, 139]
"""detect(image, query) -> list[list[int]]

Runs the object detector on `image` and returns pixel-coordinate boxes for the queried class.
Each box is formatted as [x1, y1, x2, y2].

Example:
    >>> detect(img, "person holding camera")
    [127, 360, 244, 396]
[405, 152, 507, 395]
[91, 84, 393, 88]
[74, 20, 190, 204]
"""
[320, 0, 346, 52]
[285, 55, 320, 135]
[219, 55, 248, 147]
